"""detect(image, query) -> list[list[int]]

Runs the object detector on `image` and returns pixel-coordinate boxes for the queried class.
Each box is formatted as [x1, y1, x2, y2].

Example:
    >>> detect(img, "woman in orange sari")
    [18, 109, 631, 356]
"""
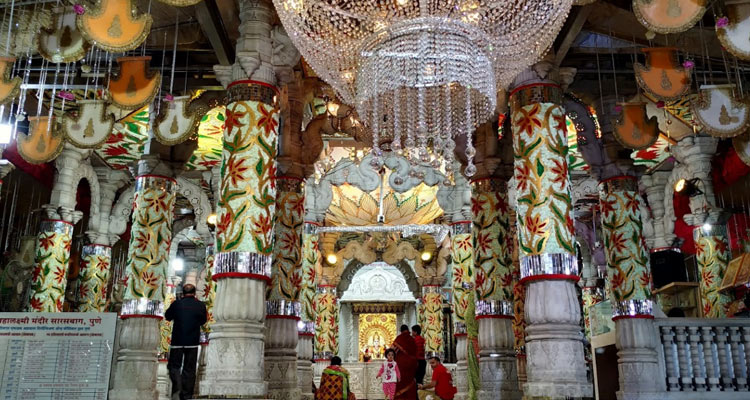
[392, 325, 418, 399]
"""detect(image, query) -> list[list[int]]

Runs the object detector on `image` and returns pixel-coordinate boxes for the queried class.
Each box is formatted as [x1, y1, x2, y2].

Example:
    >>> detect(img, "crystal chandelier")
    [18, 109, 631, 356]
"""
[274, 0, 573, 176]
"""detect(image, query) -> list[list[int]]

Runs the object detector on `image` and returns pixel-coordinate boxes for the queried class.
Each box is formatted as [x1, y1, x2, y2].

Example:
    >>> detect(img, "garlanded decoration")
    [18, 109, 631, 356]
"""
[510, 85, 577, 280]
[199, 246, 216, 335]
[96, 106, 149, 169]
[634, 48, 691, 101]
[694, 225, 734, 318]
[108, 56, 161, 110]
[471, 179, 514, 303]
[632, 0, 707, 34]
[0, 56, 21, 105]
[159, 287, 177, 356]
[17, 116, 65, 165]
[61, 99, 115, 148]
[27, 220, 74, 312]
[269, 178, 304, 301]
[76, 244, 112, 312]
[155, 0, 203, 6]
[717, 2, 750, 60]
[300, 223, 320, 322]
[215, 82, 279, 262]
[599, 177, 653, 318]
[733, 132, 750, 167]
[185, 106, 225, 170]
[154, 96, 199, 145]
[77, 0, 152, 53]
[420, 286, 444, 356]
[692, 84, 750, 138]
[313, 285, 339, 359]
[37, 6, 90, 63]
[451, 222, 474, 323]
[612, 102, 660, 150]
[122, 175, 176, 316]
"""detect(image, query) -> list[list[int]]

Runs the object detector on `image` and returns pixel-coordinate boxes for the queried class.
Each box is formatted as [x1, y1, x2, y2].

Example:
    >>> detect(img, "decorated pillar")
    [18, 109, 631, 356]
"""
[157, 281, 178, 400]
[694, 224, 734, 317]
[298, 219, 320, 400]
[26, 145, 88, 312]
[471, 177, 521, 400]
[109, 160, 175, 400]
[420, 284, 445, 358]
[578, 243, 604, 340]
[313, 284, 339, 361]
[195, 245, 215, 394]
[450, 219, 478, 400]
[509, 69, 591, 398]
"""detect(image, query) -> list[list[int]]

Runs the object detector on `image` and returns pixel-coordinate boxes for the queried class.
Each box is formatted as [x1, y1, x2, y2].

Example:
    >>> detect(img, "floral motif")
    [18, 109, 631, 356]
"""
[512, 103, 575, 260]
[511, 259, 526, 354]
[472, 186, 514, 301]
[269, 188, 304, 301]
[27, 222, 74, 312]
[199, 250, 216, 334]
[300, 230, 320, 322]
[76, 245, 112, 312]
[582, 287, 604, 340]
[123, 178, 175, 303]
[159, 290, 176, 356]
[695, 229, 734, 318]
[313, 289, 339, 356]
[216, 99, 278, 257]
[186, 106, 226, 170]
[95, 107, 149, 169]
[599, 181, 652, 308]
[451, 230, 474, 323]
[420, 290, 444, 354]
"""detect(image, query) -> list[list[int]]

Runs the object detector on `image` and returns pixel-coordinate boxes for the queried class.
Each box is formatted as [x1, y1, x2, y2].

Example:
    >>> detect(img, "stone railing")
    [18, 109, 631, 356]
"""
[656, 318, 750, 398]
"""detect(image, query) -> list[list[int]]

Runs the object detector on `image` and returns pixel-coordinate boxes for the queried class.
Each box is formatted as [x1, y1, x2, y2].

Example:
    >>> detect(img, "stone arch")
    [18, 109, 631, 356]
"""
[336, 259, 420, 301]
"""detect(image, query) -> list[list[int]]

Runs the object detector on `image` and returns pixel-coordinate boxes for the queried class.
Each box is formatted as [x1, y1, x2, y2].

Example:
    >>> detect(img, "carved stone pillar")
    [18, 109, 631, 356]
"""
[454, 324, 469, 400]
[156, 359, 171, 400]
[298, 220, 319, 397]
[109, 160, 175, 400]
[578, 243, 604, 340]
[509, 70, 591, 398]
[27, 145, 88, 312]
[471, 177, 520, 399]
[313, 284, 339, 361]
[265, 301, 301, 400]
[420, 285, 445, 358]
[640, 171, 674, 250]
[297, 321, 315, 400]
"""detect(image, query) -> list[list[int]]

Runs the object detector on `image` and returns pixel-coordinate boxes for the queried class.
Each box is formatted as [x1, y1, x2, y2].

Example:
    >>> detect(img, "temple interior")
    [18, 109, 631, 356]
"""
[2, 0, 750, 399]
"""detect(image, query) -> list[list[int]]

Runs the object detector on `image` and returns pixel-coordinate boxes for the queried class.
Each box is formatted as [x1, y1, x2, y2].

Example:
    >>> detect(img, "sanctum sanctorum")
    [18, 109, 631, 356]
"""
[7, 0, 750, 399]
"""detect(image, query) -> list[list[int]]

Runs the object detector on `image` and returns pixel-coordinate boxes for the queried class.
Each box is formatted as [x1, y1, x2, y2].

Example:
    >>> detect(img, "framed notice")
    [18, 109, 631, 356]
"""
[0, 312, 117, 399]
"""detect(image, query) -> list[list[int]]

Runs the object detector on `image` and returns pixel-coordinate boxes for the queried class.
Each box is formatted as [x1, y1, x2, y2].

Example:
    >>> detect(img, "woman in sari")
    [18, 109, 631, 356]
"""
[315, 356, 356, 400]
[392, 325, 418, 399]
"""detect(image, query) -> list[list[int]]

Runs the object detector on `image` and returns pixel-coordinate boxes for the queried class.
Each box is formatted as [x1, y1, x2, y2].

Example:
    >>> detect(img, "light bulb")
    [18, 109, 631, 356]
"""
[207, 213, 218, 225]
[674, 179, 686, 193]
[173, 258, 184, 272]
[326, 254, 338, 265]
[421, 251, 432, 262]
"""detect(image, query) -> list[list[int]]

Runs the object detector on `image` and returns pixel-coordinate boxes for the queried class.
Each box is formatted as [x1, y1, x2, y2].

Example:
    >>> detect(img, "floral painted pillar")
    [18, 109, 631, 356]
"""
[509, 74, 591, 398]
[313, 284, 339, 361]
[450, 220, 477, 399]
[76, 244, 112, 312]
[109, 163, 176, 400]
[298, 220, 319, 400]
[195, 245, 215, 395]
[471, 177, 521, 400]
[198, 78, 279, 398]
[694, 225, 734, 318]
[265, 175, 304, 400]
[420, 285, 445, 358]
[26, 220, 75, 311]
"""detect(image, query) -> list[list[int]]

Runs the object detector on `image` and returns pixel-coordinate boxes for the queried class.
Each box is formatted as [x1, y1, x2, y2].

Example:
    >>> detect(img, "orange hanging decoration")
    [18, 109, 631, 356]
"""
[108, 56, 161, 110]
[632, 0, 707, 34]
[76, 0, 152, 53]
[612, 102, 660, 150]
[37, 6, 90, 63]
[634, 47, 691, 101]
[0, 57, 21, 105]
[17, 117, 65, 164]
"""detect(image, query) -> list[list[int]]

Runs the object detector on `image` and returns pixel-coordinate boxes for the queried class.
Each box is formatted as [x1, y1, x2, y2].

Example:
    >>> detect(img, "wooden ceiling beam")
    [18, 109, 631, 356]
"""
[554, 4, 594, 66]
[194, 0, 234, 66]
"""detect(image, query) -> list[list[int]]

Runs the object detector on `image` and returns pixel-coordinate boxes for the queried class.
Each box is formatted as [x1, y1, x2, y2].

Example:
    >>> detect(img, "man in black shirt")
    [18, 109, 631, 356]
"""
[165, 284, 207, 400]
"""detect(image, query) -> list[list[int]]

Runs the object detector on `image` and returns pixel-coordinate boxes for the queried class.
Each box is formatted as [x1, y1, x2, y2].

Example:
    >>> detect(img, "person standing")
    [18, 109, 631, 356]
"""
[165, 284, 207, 400]
[392, 324, 418, 399]
[376, 348, 401, 400]
[412, 324, 426, 385]
[417, 356, 457, 400]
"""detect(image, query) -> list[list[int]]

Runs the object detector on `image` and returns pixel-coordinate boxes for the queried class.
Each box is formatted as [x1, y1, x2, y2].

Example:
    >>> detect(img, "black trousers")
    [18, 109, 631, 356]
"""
[168, 347, 199, 400]
[415, 359, 427, 385]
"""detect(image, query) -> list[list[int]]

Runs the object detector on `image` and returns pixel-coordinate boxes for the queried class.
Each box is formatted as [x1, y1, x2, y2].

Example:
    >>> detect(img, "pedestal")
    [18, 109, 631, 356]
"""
[195, 341, 209, 394]
[297, 332, 314, 400]
[157, 359, 171, 400]
[108, 317, 161, 400]
[524, 280, 592, 399]
[477, 317, 522, 400]
[615, 318, 665, 400]
[264, 315, 301, 400]
[199, 278, 268, 398]
[454, 334, 468, 400]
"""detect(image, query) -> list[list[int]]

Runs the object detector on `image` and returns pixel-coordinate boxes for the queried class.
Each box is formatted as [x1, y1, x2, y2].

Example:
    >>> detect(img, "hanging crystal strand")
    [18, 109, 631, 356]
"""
[443, 84, 455, 177]
[431, 88, 442, 169]
[405, 88, 415, 162]
[417, 85, 429, 162]
[393, 88, 401, 152]
[464, 86, 476, 177]
[370, 85, 381, 167]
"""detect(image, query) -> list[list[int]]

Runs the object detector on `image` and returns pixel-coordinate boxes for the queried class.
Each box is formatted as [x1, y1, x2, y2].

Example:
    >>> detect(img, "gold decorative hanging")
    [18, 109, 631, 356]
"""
[612, 102, 660, 150]
[61, 100, 115, 148]
[632, 0, 707, 34]
[108, 56, 161, 110]
[154, 96, 199, 145]
[717, 1, 750, 61]
[155, 0, 203, 6]
[17, 117, 64, 164]
[692, 84, 750, 138]
[733, 132, 750, 167]
[37, 6, 90, 63]
[76, 0, 152, 53]
[634, 47, 691, 101]
[0, 57, 21, 105]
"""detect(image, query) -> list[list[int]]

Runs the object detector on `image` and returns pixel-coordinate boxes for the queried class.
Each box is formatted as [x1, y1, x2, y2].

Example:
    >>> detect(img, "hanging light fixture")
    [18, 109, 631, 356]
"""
[273, 0, 574, 177]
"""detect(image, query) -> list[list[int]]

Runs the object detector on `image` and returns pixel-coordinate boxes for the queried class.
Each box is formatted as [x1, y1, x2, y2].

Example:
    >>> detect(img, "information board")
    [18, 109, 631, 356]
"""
[0, 312, 117, 400]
